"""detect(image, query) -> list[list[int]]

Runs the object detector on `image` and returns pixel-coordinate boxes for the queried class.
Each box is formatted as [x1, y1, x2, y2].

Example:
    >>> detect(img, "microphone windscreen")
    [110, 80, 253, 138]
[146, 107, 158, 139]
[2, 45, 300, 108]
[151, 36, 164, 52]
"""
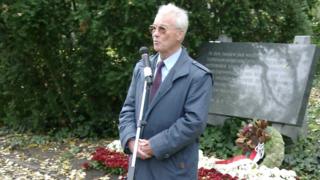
[139, 47, 148, 55]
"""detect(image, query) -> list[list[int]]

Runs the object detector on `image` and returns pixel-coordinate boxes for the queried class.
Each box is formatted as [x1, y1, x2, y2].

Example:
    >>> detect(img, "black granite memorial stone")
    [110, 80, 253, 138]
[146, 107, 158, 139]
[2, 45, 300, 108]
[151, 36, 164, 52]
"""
[198, 42, 320, 126]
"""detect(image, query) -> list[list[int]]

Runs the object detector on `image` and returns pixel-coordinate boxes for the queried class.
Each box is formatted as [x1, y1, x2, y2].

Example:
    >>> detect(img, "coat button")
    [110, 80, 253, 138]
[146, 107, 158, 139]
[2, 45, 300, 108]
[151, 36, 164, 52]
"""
[179, 162, 185, 169]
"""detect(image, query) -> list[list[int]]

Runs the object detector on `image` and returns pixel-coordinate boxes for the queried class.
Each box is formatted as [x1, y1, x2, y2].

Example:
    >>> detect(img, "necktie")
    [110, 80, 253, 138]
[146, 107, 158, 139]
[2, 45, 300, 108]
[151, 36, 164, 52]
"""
[150, 61, 165, 101]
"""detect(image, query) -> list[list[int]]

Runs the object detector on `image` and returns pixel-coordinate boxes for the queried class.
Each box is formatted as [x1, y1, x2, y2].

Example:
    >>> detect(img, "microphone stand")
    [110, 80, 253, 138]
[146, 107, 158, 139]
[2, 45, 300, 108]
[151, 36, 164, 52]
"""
[127, 58, 153, 180]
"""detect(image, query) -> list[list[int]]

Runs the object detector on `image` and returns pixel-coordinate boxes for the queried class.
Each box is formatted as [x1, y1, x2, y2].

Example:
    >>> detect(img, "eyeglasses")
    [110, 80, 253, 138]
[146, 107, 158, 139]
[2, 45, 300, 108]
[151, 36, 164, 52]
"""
[149, 25, 168, 34]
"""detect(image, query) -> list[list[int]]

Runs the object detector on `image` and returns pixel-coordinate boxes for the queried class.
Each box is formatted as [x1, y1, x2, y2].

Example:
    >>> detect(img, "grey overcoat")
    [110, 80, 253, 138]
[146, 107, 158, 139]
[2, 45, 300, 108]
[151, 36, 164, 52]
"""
[119, 48, 213, 180]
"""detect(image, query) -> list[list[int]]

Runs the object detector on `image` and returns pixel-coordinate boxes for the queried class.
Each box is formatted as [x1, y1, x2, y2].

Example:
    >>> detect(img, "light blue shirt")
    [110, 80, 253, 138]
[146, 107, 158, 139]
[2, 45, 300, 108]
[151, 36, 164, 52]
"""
[155, 47, 182, 82]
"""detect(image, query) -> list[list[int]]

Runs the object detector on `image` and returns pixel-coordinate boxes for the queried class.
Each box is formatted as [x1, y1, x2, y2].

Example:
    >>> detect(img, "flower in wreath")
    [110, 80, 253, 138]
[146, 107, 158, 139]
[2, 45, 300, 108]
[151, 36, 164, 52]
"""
[234, 119, 285, 168]
[235, 119, 271, 155]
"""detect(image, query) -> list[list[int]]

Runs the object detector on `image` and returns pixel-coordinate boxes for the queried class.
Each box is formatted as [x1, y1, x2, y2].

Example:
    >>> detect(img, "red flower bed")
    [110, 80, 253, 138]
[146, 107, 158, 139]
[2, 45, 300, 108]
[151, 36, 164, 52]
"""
[82, 147, 129, 176]
[198, 167, 238, 180]
[92, 147, 128, 171]
[83, 147, 238, 180]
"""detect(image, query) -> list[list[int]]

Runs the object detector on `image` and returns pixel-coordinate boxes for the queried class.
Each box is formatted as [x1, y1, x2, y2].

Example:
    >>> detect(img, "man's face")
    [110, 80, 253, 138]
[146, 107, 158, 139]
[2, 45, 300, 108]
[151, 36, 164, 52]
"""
[150, 15, 184, 58]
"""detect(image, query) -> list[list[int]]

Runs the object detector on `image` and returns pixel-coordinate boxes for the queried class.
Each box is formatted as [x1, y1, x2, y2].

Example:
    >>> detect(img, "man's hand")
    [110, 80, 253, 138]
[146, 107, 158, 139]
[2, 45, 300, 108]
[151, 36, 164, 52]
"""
[128, 139, 151, 160]
[139, 139, 154, 156]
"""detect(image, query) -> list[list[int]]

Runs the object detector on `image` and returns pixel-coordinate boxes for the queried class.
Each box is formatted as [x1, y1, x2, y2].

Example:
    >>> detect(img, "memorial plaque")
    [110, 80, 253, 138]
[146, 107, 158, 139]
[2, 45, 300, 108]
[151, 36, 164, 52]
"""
[198, 42, 320, 126]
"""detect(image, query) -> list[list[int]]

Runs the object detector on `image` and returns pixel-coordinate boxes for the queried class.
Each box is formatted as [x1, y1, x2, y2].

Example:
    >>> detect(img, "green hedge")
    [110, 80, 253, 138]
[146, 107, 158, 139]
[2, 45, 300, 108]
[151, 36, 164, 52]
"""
[0, 0, 316, 137]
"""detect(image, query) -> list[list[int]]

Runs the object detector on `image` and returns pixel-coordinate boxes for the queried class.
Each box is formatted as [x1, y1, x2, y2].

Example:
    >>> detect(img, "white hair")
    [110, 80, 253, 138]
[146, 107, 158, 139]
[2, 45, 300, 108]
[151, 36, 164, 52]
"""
[156, 3, 189, 34]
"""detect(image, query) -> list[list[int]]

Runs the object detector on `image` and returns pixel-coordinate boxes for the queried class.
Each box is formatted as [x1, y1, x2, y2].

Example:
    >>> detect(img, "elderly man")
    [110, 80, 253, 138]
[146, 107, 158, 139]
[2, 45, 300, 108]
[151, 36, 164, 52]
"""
[119, 3, 213, 180]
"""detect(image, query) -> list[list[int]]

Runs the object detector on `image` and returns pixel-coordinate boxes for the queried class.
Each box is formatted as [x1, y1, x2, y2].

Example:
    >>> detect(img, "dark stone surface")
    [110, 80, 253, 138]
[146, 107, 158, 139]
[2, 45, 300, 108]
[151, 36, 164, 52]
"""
[198, 42, 320, 126]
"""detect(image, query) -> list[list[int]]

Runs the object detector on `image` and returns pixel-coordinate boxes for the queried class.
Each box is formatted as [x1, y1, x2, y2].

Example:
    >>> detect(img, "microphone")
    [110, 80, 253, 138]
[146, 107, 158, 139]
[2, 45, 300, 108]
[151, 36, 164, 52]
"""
[139, 47, 153, 84]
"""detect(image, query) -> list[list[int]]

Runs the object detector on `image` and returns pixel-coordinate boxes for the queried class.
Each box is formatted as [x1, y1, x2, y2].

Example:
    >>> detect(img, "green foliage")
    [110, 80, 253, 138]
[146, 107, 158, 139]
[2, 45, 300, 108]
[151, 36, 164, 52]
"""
[200, 118, 247, 159]
[309, 0, 320, 45]
[0, 0, 314, 137]
[261, 127, 285, 168]
[282, 137, 320, 179]
[309, 0, 320, 77]
[0, 0, 134, 137]
[280, 74, 320, 179]
[1, 130, 51, 150]
[88, 160, 126, 176]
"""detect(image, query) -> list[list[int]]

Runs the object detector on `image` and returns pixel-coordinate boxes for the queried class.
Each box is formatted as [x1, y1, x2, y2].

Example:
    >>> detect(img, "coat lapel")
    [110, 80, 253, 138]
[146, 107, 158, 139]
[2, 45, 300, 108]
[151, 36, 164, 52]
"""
[146, 48, 191, 116]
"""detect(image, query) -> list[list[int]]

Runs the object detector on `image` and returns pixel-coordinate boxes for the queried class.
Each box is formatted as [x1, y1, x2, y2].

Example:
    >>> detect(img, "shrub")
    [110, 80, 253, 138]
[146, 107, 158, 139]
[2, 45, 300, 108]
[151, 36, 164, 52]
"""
[0, 0, 313, 136]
